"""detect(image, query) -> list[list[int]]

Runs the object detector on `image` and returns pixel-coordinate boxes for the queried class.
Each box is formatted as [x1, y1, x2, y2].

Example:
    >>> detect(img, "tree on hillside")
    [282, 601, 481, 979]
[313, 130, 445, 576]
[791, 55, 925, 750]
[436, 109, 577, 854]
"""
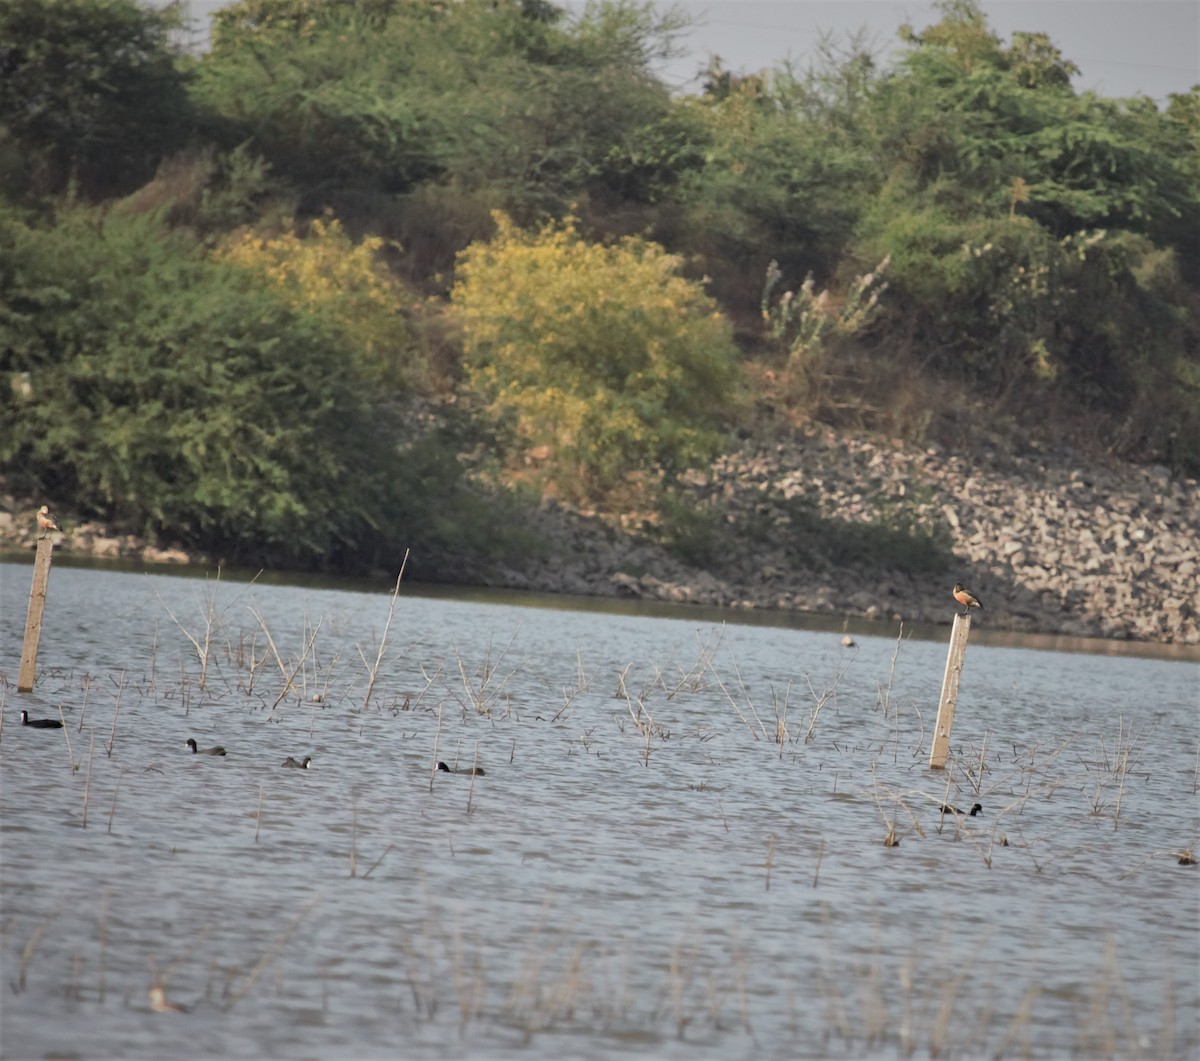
[877, 0, 1198, 244]
[850, 0, 1200, 469]
[666, 37, 883, 320]
[0, 0, 192, 198]
[193, 0, 698, 219]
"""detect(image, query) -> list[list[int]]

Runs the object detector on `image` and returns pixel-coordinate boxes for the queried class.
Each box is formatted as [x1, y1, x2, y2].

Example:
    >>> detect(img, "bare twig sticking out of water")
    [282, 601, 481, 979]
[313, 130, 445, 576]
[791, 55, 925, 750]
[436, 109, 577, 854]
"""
[59, 704, 73, 772]
[662, 927, 701, 1039]
[451, 631, 525, 717]
[76, 674, 91, 732]
[361, 843, 394, 880]
[148, 620, 159, 691]
[771, 681, 795, 754]
[155, 568, 258, 690]
[254, 784, 264, 844]
[466, 742, 482, 814]
[106, 671, 125, 758]
[866, 766, 928, 847]
[81, 732, 95, 827]
[626, 697, 666, 766]
[349, 792, 359, 878]
[251, 607, 324, 713]
[1108, 714, 1156, 830]
[1192, 741, 1200, 796]
[223, 892, 323, 1009]
[804, 654, 856, 744]
[812, 839, 825, 887]
[967, 730, 990, 794]
[665, 627, 723, 700]
[430, 709, 444, 793]
[928, 931, 995, 1057]
[107, 768, 125, 835]
[763, 833, 777, 891]
[551, 643, 597, 722]
[706, 647, 768, 741]
[614, 663, 632, 700]
[361, 553, 408, 710]
[14, 901, 64, 992]
[875, 622, 905, 716]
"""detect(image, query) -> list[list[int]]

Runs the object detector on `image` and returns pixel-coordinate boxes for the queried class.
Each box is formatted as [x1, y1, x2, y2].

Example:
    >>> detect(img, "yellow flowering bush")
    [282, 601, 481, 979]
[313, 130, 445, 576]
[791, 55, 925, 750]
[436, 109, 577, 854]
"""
[215, 217, 421, 388]
[452, 213, 741, 505]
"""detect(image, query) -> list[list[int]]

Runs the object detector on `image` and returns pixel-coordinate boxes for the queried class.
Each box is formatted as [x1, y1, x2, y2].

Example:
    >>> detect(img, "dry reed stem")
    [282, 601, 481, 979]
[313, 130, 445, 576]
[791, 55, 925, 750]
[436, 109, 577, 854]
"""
[224, 892, 322, 1009]
[430, 709, 444, 793]
[106, 672, 124, 758]
[875, 622, 905, 715]
[251, 607, 324, 712]
[444, 918, 487, 1028]
[254, 783, 264, 844]
[466, 741, 481, 813]
[704, 644, 769, 741]
[76, 674, 91, 732]
[550, 643, 597, 722]
[155, 568, 257, 689]
[81, 732, 95, 827]
[58, 704, 73, 771]
[360, 843, 394, 880]
[803, 653, 855, 744]
[362, 552, 409, 710]
[16, 901, 64, 991]
[450, 630, 525, 717]
[148, 621, 159, 690]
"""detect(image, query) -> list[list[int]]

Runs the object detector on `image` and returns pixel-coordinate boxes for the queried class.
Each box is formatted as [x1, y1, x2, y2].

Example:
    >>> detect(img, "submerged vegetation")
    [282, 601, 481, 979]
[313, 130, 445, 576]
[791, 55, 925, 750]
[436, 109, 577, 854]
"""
[0, 0, 1196, 571]
[2, 577, 1197, 1055]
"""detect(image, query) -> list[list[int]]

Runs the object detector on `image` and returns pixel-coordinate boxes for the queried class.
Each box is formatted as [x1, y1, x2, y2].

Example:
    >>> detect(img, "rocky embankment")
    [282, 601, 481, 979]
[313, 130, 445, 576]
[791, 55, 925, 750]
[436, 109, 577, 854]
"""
[489, 426, 1199, 645]
[2, 425, 1196, 644]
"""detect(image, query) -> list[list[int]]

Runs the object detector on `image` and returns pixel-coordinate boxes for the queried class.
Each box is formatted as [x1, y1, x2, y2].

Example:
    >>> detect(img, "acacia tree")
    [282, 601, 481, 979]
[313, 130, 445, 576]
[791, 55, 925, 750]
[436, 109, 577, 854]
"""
[852, 0, 1200, 467]
[0, 0, 192, 198]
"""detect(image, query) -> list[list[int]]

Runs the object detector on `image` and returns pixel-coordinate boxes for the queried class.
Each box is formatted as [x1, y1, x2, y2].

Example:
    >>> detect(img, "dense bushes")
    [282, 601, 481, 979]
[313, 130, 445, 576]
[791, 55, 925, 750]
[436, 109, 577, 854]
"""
[215, 217, 426, 390]
[452, 214, 741, 504]
[0, 0, 192, 198]
[0, 203, 399, 566]
[1, 0, 1197, 580]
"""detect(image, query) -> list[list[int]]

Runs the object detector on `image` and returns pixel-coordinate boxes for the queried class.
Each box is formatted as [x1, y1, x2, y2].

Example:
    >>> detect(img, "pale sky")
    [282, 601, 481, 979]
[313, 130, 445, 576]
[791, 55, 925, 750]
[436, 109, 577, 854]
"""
[631, 1, 1200, 101]
[171, 0, 1200, 102]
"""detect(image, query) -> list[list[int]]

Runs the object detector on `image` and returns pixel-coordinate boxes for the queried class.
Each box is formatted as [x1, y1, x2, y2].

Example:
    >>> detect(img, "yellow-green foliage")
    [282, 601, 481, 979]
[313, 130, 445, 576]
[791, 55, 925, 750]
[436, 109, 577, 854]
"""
[452, 213, 740, 504]
[215, 217, 419, 388]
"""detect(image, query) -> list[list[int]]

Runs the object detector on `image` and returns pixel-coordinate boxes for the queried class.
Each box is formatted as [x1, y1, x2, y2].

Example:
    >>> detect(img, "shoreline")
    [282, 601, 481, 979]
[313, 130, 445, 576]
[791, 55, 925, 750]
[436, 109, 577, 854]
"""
[3, 426, 1196, 646]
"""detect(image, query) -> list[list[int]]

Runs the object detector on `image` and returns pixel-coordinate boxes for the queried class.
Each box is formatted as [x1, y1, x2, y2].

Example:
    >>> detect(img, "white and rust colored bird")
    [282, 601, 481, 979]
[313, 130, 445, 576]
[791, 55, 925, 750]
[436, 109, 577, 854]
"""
[36, 504, 61, 537]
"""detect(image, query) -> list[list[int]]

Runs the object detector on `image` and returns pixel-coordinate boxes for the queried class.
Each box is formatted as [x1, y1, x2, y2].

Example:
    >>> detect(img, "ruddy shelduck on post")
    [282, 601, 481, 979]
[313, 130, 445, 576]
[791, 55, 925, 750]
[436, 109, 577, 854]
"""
[36, 504, 60, 537]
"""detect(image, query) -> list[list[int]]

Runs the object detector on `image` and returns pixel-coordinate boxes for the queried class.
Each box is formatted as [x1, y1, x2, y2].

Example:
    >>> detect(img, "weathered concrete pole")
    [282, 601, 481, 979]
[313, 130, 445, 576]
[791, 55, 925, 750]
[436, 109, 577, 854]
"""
[17, 537, 55, 693]
[929, 611, 971, 769]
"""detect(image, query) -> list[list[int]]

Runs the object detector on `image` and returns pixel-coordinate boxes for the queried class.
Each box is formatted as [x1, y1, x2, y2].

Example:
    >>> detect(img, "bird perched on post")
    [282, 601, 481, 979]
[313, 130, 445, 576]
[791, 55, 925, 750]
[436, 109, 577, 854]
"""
[36, 505, 61, 537]
[952, 582, 983, 615]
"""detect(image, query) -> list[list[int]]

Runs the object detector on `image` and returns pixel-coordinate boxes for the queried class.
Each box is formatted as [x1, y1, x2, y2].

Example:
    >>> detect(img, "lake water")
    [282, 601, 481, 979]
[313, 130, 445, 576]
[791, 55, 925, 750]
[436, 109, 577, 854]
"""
[2, 561, 1198, 1059]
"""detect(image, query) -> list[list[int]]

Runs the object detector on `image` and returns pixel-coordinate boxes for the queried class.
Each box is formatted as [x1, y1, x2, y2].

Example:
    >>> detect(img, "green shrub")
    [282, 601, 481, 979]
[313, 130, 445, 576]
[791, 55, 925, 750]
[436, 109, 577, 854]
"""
[452, 213, 742, 505]
[0, 203, 398, 566]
